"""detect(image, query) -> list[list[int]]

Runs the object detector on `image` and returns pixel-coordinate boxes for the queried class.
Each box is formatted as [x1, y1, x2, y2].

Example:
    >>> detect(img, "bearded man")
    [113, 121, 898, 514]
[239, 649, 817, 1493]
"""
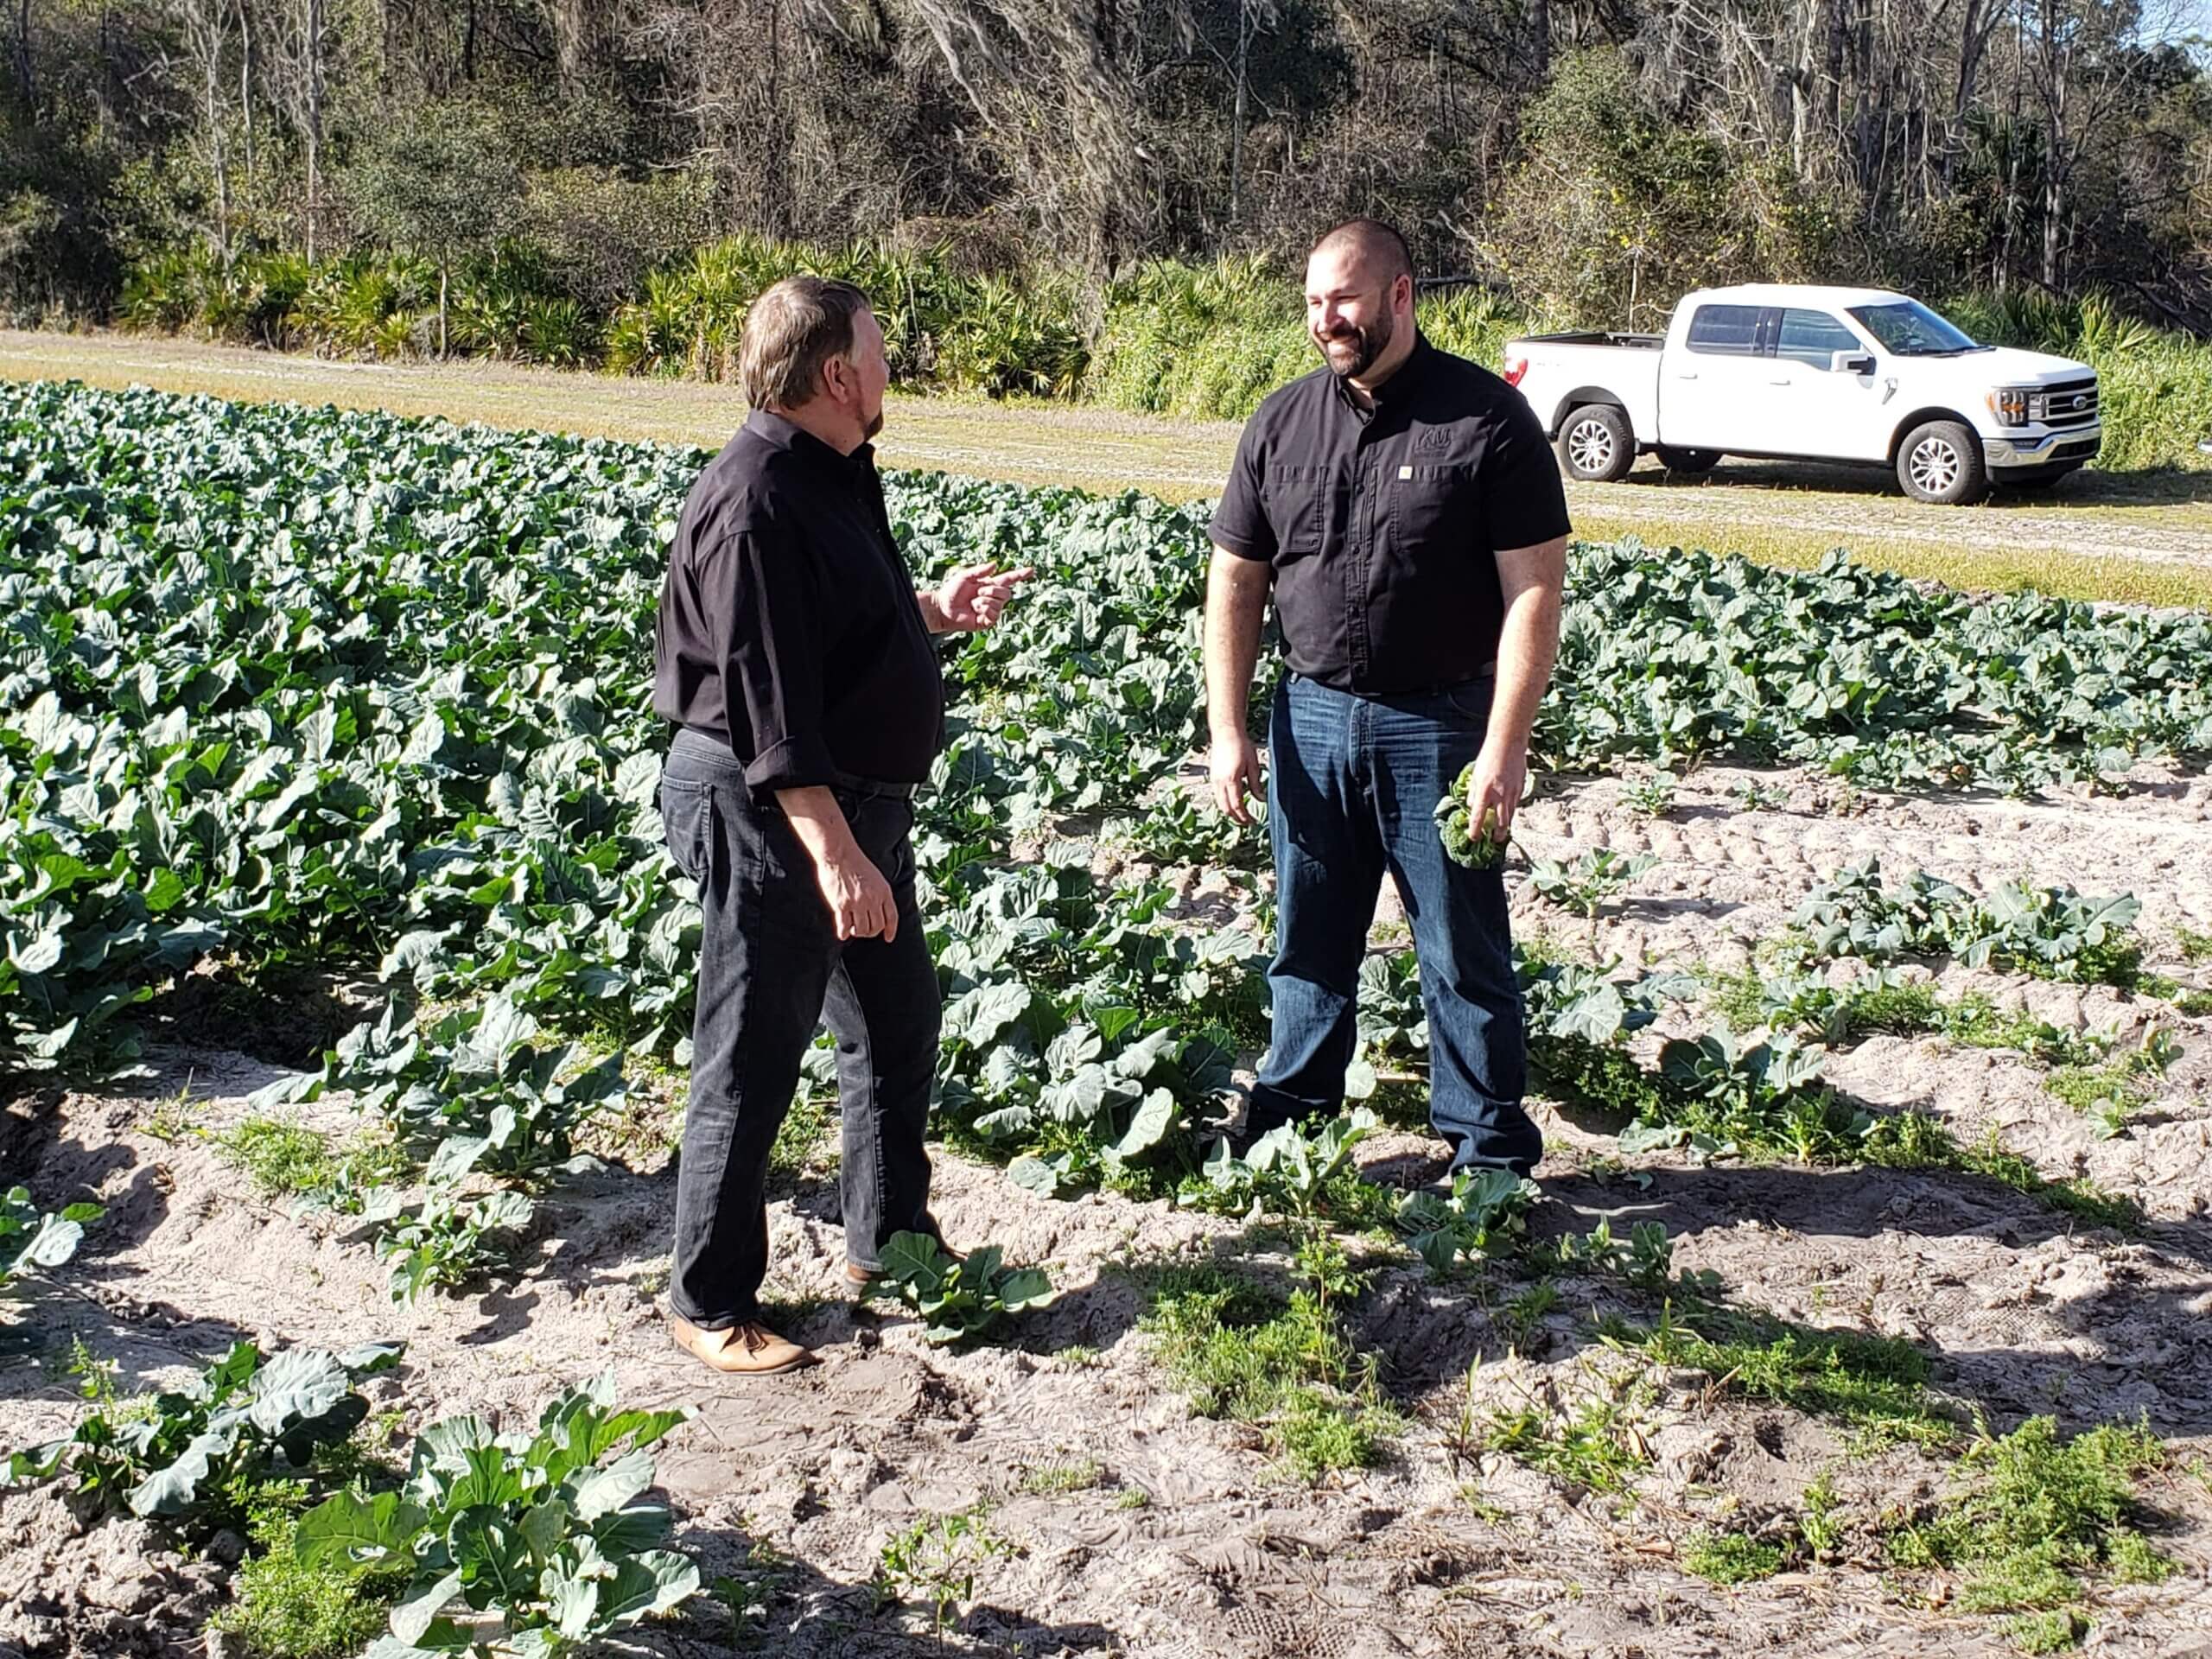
[1203, 219, 1571, 1179]
[653, 276, 1030, 1374]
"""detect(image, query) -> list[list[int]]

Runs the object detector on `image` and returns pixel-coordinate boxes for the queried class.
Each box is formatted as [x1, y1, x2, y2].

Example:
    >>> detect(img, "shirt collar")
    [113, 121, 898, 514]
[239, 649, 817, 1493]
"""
[744, 407, 874, 471]
[1332, 330, 1433, 416]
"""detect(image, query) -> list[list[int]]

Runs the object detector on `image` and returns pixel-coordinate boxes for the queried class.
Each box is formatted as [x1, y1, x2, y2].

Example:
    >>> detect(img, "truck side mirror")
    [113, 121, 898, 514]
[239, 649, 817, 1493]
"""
[1833, 351, 1876, 376]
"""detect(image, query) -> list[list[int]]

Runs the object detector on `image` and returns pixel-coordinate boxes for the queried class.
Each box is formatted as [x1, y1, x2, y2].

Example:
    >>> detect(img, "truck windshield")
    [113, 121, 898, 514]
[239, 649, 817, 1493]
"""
[1845, 301, 1987, 357]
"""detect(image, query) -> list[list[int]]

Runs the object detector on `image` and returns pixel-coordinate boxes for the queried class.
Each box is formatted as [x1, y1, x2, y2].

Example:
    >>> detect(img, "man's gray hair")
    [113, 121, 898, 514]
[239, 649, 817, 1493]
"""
[741, 276, 873, 411]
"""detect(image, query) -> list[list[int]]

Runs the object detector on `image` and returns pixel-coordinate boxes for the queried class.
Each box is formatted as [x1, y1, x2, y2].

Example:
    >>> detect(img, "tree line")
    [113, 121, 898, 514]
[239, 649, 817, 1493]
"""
[3, 0, 2209, 333]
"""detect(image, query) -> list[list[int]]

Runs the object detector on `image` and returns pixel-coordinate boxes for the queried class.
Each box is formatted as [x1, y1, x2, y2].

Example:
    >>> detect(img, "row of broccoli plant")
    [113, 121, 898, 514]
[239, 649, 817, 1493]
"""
[4, 1339, 706, 1659]
[233, 841, 2177, 1308]
[205, 764, 2181, 1310]
[1784, 856, 2153, 988]
[247, 994, 626, 1307]
[1752, 857, 2183, 1138]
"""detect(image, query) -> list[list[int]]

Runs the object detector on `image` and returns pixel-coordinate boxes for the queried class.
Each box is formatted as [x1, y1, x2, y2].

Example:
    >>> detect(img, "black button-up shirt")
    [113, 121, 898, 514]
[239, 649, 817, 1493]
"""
[652, 410, 944, 791]
[1209, 334, 1571, 695]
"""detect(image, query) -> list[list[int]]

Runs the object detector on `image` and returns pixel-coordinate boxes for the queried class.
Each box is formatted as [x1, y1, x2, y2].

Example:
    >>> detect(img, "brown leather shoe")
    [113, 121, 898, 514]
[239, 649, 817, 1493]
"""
[671, 1315, 815, 1376]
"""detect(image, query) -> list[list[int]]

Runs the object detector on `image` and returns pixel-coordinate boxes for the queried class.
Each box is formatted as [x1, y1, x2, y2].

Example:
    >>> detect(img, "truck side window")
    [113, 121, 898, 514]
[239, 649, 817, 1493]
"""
[1777, 309, 1864, 368]
[1686, 305, 1764, 356]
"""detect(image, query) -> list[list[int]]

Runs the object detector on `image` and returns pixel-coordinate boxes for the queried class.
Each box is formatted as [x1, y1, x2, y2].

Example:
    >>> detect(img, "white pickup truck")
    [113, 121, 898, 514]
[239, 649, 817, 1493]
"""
[1502, 283, 2101, 504]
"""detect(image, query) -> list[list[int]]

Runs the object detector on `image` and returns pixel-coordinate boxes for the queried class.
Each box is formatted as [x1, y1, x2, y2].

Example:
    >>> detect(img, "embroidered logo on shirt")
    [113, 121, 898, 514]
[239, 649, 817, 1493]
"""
[1414, 427, 1453, 454]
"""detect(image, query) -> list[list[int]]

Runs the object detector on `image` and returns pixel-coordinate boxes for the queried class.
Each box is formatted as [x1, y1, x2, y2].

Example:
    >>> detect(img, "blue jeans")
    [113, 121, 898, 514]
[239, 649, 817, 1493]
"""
[1249, 674, 1540, 1176]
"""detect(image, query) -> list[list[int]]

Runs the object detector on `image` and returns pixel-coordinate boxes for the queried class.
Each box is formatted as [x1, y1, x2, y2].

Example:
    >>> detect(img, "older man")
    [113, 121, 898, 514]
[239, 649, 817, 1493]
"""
[654, 276, 1029, 1375]
[1205, 219, 1571, 1179]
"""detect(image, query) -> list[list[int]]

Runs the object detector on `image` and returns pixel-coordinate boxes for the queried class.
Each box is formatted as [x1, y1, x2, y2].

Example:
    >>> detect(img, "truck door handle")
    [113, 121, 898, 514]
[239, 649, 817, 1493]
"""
[1675, 372, 1699, 382]
[1768, 377, 1792, 385]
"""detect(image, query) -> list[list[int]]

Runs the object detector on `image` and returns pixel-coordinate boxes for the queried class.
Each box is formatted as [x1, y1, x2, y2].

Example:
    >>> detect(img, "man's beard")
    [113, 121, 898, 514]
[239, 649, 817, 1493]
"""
[863, 404, 885, 441]
[1316, 309, 1393, 379]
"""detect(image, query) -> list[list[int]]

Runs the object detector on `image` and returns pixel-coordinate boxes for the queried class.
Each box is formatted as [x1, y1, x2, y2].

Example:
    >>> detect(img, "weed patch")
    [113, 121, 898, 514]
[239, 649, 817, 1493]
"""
[1681, 1529, 1786, 1584]
[1135, 1240, 1393, 1480]
[874, 1509, 1012, 1643]
[1482, 1374, 1649, 1496]
[1611, 1300, 1952, 1448]
[1888, 1415, 2171, 1642]
[1015, 1458, 1104, 1496]
[210, 1504, 397, 1658]
[1860, 1116, 2143, 1231]
[2044, 1028, 2179, 1139]
[213, 1117, 340, 1198]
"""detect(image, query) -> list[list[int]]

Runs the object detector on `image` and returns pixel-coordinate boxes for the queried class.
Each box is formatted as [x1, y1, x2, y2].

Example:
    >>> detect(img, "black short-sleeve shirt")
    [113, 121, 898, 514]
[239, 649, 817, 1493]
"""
[1209, 334, 1571, 695]
[652, 410, 944, 791]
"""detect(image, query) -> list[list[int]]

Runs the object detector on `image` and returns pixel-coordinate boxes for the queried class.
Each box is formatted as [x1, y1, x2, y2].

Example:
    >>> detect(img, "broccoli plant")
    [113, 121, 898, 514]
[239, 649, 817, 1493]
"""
[260, 995, 625, 1187]
[1, 1185, 101, 1298]
[6, 1340, 403, 1534]
[1652, 1027, 1853, 1160]
[1790, 858, 1965, 963]
[1193, 1110, 1382, 1221]
[1435, 765, 1508, 869]
[861, 1233, 1054, 1345]
[1952, 880, 2144, 982]
[1621, 770, 1678, 817]
[1398, 1167, 1540, 1274]
[366, 1186, 537, 1308]
[1528, 849, 1659, 918]
[295, 1372, 700, 1657]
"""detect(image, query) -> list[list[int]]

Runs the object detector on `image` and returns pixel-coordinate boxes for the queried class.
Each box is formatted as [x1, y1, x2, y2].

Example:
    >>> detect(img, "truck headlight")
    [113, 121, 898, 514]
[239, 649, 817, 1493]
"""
[1986, 388, 2031, 427]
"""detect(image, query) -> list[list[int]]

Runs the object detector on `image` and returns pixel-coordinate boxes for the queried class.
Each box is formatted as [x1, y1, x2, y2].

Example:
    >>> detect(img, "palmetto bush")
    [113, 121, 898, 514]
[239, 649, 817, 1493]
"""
[1087, 255, 1305, 418]
[601, 233, 1065, 392]
[934, 273, 1090, 397]
[518, 296, 598, 367]
[120, 249, 317, 347]
[1086, 258, 1530, 423]
[111, 233, 2212, 464]
[448, 242, 584, 363]
[287, 255, 438, 359]
[119, 249, 224, 334]
[601, 267, 693, 378]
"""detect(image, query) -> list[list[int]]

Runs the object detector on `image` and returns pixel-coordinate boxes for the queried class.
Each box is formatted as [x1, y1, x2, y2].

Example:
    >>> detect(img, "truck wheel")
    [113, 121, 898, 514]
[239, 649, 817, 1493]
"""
[1655, 446, 1721, 475]
[1558, 404, 1635, 483]
[1897, 420, 1988, 505]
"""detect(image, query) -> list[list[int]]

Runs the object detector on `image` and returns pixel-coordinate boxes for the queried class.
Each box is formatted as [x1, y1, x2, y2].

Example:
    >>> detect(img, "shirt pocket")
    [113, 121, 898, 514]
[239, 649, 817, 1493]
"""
[1392, 462, 1473, 555]
[1262, 464, 1329, 558]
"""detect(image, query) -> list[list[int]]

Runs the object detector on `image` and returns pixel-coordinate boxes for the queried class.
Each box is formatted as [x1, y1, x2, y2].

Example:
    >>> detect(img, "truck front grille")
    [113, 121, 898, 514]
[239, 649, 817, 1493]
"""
[2037, 379, 2099, 429]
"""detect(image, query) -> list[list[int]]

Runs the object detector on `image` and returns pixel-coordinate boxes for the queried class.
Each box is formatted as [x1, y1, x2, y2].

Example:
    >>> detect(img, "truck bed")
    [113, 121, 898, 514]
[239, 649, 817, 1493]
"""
[1512, 331, 1664, 350]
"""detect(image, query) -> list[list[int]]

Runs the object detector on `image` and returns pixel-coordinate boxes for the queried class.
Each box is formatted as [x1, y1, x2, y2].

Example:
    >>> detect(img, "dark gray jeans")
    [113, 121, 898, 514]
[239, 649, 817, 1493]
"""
[659, 728, 941, 1329]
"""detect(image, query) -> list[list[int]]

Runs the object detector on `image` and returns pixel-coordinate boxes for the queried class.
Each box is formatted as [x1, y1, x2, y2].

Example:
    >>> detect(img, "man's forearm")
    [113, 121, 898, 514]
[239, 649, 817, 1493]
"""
[776, 785, 864, 869]
[1205, 550, 1270, 738]
[1484, 584, 1562, 760]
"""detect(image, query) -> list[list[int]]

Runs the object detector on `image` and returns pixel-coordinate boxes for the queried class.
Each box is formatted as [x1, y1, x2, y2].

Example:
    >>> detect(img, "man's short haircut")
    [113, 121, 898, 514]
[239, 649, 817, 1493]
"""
[1309, 218, 1414, 291]
[740, 276, 873, 411]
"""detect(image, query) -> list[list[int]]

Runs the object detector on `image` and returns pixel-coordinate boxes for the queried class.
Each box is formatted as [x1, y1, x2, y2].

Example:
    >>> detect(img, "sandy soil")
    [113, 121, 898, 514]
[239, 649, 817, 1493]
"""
[4, 761, 2211, 1658]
